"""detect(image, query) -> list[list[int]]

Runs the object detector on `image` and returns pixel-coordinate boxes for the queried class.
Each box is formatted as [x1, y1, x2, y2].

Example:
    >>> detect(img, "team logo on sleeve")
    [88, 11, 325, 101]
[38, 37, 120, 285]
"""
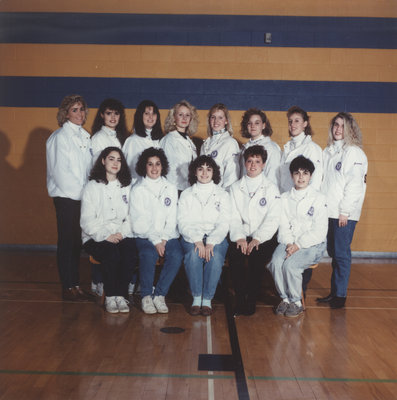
[307, 206, 314, 216]
[335, 162, 342, 171]
[211, 150, 218, 158]
[164, 197, 171, 207]
[122, 194, 128, 204]
[259, 197, 267, 207]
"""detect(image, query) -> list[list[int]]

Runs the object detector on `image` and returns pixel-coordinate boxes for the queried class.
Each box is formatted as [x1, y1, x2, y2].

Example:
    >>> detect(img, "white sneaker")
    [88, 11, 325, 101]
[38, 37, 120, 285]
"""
[128, 283, 135, 295]
[141, 295, 157, 314]
[105, 296, 118, 314]
[91, 281, 97, 293]
[95, 282, 104, 297]
[115, 296, 130, 313]
[153, 295, 169, 313]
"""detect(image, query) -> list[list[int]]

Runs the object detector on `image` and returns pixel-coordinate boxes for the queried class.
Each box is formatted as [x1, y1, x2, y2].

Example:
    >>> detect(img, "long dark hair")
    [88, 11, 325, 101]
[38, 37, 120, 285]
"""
[89, 147, 131, 187]
[133, 100, 163, 140]
[91, 98, 129, 145]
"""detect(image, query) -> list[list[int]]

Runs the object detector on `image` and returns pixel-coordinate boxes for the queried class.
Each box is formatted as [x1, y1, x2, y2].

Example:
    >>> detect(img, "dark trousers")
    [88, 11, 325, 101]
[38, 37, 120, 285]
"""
[228, 234, 278, 304]
[83, 238, 137, 297]
[53, 197, 82, 289]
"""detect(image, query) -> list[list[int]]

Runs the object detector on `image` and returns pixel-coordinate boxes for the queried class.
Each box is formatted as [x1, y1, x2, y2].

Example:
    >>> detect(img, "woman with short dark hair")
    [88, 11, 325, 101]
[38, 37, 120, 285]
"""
[129, 147, 183, 314]
[178, 155, 231, 316]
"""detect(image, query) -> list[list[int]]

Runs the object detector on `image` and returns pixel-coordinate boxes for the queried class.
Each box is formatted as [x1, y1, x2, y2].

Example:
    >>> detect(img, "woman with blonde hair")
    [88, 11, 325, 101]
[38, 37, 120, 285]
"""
[200, 103, 240, 190]
[317, 112, 368, 309]
[160, 100, 199, 192]
[46, 94, 93, 301]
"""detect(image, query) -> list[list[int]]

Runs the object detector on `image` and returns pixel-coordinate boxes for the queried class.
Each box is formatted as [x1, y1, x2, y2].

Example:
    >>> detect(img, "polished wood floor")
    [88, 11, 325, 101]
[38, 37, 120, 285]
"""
[1, 250, 397, 400]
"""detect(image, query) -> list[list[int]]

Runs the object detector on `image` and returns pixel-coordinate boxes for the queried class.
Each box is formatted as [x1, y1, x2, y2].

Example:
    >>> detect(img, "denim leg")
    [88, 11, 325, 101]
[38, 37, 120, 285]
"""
[135, 238, 159, 297]
[268, 243, 289, 300]
[328, 218, 357, 297]
[282, 242, 326, 302]
[154, 238, 183, 296]
[202, 238, 229, 300]
[180, 237, 204, 298]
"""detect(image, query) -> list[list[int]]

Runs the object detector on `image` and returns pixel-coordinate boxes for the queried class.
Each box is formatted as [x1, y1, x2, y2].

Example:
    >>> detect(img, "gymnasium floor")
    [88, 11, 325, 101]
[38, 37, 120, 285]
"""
[0, 250, 397, 400]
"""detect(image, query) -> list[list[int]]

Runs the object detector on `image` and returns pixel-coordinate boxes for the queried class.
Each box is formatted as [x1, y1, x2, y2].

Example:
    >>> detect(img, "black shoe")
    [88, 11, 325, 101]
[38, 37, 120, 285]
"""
[233, 295, 246, 316]
[316, 294, 334, 303]
[244, 302, 256, 316]
[330, 296, 346, 309]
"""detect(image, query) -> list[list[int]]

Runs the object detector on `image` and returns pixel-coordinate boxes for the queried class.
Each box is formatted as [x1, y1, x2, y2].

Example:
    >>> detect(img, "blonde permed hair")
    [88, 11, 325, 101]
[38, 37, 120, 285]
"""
[56, 94, 88, 127]
[327, 112, 363, 148]
[164, 100, 199, 136]
[206, 103, 234, 137]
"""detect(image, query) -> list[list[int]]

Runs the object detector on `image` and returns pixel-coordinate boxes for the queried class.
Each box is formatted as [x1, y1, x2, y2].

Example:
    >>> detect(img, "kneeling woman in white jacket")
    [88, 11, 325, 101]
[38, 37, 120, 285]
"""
[130, 147, 183, 314]
[81, 147, 137, 314]
[178, 155, 231, 316]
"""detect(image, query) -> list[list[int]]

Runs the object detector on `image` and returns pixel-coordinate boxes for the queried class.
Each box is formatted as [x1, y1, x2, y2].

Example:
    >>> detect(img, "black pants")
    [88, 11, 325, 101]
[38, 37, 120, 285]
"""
[83, 238, 137, 297]
[53, 197, 82, 289]
[228, 234, 278, 304]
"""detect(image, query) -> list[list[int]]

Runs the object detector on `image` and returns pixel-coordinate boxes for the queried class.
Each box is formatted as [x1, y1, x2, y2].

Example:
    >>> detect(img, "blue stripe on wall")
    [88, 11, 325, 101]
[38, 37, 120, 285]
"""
[0, 12, 396, 49]
[0, 76, 395, 113]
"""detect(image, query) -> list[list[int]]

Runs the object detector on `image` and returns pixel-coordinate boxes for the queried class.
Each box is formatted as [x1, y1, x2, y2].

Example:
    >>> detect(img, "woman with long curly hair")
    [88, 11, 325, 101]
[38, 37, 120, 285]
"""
[81, 147, 137, 313]
[91, 98, 129, 163]
[123, 99, 164, 183]
[160, 100, 199, 192]
[317, 112, 368, 309]
[129, 147, 183, 314]
[240, 108, 281, 186]
[178, 155, 231, 316]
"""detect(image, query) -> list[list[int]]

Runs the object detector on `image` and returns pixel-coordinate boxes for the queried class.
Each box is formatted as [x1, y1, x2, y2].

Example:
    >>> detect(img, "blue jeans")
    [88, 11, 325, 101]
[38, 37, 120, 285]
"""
[268, 242, 326, 303]
[327, 218, 357, 297]
[180, 237, 229, 300]
[135, 238, 183, 298]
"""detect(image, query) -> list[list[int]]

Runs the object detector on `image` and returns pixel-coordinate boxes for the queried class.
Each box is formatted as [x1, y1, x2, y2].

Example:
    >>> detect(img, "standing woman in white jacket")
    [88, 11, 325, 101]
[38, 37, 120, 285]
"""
[279, 106, 323, 193]
[91, 98, 129, 164]
[178, 155, 231, 316]
[317, 112, 368, 309]
[240, 108, 281, 186]
[46, 94, 93, 301]
[160, 100, 199, 192]
[123, 100, 164, 184]
[81, 147, 137, 314]
[129, 147, 183, 314]
[200, 103, 240, 190]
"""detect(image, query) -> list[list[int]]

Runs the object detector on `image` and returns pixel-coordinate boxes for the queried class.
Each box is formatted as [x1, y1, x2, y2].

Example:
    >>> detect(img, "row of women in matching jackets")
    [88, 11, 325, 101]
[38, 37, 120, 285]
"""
[46, 94, 368, 311]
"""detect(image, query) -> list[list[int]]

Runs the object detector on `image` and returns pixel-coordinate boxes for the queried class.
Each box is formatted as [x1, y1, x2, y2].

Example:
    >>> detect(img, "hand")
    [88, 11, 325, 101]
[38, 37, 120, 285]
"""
[338, 214, 349, 227]
[247, 239, 260, 255]
[194, 241, 206, 259]
[155, 240, 167, 257]
[204, 244, 214, 262]
[106, 233, 123, 243]
[285, 243, 299, 258]
[236, 239, 248, 255]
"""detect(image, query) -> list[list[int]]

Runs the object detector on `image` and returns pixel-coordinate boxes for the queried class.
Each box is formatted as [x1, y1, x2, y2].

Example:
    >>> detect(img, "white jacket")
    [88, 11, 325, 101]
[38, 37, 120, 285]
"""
[129, 176, 179, 245]
[200, 132, 240, 190]
[122, 133, 161, 184]
[160, 130, 197, 191]
[80, 179, 132, 243]
[240, 135, 281, 186]
[279, 134, 323, 193]
[278, 186, 328, 248]
[229, 175, 281, 243]
[46, 121, 92, 200]
[322, 142, 368, 221]
[91, 126, 122, 164]
[178, 182, 231, 245]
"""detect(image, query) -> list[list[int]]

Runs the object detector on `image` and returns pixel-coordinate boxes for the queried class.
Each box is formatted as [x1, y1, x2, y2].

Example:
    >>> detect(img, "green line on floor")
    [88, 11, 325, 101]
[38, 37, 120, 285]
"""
[249, 376, 397, 383]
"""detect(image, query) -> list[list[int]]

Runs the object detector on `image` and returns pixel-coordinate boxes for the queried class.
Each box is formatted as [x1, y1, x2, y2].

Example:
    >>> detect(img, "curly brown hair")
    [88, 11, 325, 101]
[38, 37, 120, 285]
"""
[240, 108, 273, 138]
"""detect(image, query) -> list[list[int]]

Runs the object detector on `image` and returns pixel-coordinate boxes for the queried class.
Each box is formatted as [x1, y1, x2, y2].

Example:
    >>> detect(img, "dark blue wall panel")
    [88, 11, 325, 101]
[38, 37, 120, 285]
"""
[0, 12, 396, 49]
[0, 76, 395, 113]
